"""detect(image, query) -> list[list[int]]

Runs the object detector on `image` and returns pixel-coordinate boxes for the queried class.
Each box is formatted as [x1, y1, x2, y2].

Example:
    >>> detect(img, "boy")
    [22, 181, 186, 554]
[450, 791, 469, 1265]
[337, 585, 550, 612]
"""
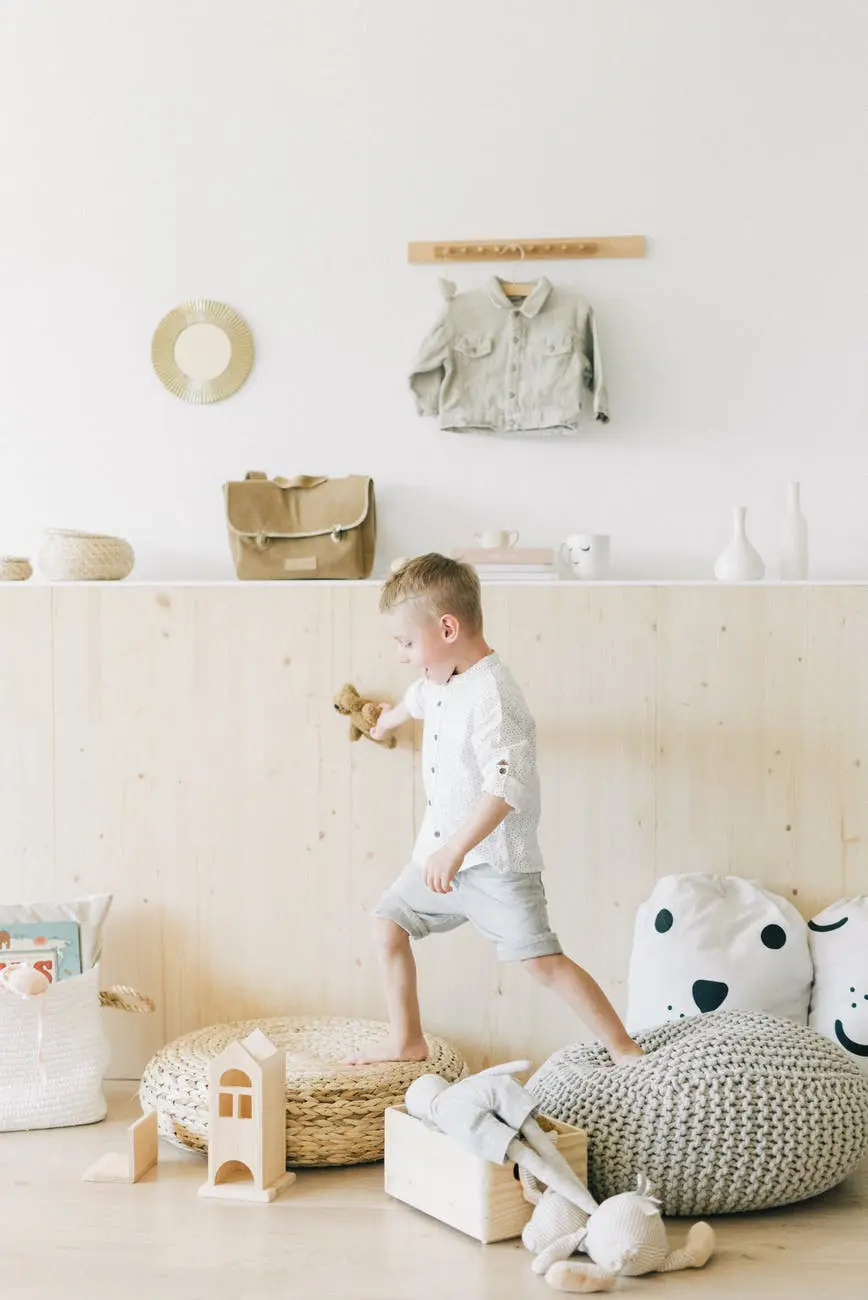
[347, 554, 643, 1066]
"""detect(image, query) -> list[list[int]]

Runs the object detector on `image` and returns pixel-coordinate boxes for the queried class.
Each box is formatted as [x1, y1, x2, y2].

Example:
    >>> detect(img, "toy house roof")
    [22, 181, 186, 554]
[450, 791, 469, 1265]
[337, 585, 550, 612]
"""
[242, 1029, 279, 1062]
[210, 1030, 280, 1076]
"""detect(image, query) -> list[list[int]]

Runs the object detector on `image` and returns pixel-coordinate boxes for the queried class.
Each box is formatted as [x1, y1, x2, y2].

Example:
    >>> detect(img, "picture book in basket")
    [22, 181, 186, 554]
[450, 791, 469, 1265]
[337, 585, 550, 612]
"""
[0, 920, 82, 983]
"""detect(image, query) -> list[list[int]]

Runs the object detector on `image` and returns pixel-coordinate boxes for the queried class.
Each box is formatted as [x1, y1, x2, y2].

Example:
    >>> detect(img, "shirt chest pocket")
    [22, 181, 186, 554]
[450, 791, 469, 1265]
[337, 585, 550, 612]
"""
[453, 333, 494, 360]
[535, 330, 576, 358]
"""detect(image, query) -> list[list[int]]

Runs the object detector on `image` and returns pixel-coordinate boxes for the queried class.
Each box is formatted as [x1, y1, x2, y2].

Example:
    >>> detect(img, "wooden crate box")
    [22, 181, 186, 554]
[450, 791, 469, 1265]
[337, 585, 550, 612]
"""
[383, 1106, 588, 1244]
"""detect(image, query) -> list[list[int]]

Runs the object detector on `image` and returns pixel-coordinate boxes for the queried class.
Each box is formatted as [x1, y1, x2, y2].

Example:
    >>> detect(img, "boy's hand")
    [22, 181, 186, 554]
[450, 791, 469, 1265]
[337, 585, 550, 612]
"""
[424, 844, 464, 894]
[369, 704, 396, 741]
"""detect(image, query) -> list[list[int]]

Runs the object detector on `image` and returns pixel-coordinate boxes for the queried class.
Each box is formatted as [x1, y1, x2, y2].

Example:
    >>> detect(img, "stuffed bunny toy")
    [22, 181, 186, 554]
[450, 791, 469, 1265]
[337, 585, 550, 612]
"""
[521, 1170, 715, 1292]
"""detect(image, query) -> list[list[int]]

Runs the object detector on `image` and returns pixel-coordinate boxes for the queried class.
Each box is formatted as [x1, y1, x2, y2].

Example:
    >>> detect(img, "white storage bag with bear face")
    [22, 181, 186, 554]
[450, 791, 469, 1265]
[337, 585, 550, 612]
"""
[626, 873, 812, 1033]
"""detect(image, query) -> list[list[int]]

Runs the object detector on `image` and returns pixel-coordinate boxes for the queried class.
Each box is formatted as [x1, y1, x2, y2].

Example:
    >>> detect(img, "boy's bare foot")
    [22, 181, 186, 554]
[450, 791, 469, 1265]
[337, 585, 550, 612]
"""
[610, 1041, 646, 1065]
[343, 1037, 429, 1066]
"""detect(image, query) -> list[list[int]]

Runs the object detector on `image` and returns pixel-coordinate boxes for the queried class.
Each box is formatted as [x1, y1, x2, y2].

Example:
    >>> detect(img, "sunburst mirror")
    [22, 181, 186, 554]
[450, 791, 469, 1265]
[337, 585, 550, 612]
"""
[151, 299, 254, 404]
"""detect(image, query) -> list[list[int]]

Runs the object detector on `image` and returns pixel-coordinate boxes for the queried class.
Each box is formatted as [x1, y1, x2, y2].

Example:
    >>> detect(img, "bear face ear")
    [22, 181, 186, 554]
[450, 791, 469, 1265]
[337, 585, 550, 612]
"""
[654, 908, 674, 934]
[761, 924, 787, 950]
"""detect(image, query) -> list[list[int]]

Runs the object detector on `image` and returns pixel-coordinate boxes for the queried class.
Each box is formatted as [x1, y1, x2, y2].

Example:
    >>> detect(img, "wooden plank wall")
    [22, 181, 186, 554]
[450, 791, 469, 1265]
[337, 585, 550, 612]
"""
[1, 584, 866, 1077]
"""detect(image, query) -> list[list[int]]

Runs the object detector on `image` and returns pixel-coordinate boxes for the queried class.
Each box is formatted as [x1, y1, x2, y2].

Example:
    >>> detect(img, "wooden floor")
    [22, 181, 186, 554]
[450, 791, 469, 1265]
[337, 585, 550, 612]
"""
[1, 1087, 866, 1299]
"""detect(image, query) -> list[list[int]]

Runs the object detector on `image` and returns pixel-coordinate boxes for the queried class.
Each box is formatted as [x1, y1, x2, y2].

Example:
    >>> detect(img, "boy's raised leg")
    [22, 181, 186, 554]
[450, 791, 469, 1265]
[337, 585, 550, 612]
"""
[523, 953, 644, 1064]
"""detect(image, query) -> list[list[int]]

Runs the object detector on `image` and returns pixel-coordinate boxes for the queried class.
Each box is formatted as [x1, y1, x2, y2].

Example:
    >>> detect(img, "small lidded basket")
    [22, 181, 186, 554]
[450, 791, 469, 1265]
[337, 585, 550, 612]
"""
[39, 530, 135, 581]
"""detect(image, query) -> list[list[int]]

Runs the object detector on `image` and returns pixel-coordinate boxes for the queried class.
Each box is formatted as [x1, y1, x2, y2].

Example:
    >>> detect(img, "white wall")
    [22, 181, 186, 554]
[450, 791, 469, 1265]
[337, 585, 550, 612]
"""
[1, 0, 866, 580]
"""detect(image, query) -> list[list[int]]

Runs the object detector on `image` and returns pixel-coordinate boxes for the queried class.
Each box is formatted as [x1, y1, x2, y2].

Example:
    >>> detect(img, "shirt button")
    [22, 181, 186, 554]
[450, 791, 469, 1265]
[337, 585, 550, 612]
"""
[434, 831, 441, 838]
[428, 800, 432, 806]
[547, 343, 555, 352]
[507, 391, 516, 399]
[431, 766, 435, 773]
[433, 734, 438, 740]
[436, 701, 442, 707]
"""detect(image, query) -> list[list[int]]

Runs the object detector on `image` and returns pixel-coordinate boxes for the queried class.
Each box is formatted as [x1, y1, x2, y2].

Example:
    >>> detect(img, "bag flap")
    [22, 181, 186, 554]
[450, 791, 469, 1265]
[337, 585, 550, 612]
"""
[225, 474, 372, 541]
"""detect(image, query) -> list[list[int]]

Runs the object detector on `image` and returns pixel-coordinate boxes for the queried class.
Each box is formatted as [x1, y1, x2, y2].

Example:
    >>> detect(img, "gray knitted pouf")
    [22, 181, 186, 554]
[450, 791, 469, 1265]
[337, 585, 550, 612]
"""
[530, 1010, 868, 1215]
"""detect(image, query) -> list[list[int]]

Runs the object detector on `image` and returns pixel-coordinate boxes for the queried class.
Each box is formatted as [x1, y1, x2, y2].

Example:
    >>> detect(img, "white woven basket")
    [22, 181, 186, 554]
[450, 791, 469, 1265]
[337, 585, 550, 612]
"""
[0, 967, 153, 1133]
[39, 529, 135, 581]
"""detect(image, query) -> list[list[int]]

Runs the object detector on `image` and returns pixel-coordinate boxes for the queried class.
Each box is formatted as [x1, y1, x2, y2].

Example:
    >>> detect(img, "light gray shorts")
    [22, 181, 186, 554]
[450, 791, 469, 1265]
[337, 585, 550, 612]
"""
[373, 861, 562, 964]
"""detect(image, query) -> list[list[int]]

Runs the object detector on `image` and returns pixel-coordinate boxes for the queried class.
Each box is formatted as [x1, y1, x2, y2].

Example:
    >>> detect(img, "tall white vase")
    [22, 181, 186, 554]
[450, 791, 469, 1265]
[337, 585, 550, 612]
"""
[779, 480, 809, 579]
[714, 505, 765, 581]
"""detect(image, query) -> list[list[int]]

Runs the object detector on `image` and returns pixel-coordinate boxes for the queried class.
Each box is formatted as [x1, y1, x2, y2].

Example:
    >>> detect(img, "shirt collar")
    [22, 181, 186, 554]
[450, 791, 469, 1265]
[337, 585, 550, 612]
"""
[442, 650, 499, 690]
[485, 276, 552, 319]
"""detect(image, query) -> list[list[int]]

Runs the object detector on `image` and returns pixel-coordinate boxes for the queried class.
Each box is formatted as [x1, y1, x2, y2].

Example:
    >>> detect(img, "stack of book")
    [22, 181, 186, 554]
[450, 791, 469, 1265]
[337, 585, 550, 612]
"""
[451, 547, 558, 582]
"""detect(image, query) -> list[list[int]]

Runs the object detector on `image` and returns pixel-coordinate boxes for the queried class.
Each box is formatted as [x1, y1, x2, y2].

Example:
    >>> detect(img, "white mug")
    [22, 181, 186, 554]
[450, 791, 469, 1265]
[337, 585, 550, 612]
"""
[474, 529, 520, 549]
[560, 533, 611, 579]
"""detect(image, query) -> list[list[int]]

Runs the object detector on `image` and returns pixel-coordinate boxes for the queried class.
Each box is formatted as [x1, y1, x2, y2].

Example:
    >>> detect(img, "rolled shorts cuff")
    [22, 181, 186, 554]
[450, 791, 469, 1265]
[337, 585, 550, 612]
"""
[500, 933, 563, 964]
[372, 891, 431, 940]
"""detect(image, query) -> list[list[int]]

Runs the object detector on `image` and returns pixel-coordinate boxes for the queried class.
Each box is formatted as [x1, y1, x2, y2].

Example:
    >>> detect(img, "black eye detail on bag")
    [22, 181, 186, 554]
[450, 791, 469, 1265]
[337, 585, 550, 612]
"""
[761, 924, 787, 950]
[655, 908, 674, 934]
[808, 916, 849, 933]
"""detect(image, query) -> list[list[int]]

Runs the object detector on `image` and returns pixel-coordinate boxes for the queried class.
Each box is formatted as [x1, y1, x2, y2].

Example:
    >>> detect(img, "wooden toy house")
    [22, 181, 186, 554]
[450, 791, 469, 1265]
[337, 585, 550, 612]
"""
[198, 1028, 295, 1203]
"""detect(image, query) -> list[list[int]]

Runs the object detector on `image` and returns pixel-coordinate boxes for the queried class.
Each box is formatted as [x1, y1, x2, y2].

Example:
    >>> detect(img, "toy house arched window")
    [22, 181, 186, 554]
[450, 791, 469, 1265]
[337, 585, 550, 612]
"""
[218, 1068, 254, 1119]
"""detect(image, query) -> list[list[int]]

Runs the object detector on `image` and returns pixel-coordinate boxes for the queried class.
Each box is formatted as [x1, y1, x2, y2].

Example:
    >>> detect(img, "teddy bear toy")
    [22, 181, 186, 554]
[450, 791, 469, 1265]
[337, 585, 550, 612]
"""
[520, 1169, 715, 1292]
[333, 684, 396, 747]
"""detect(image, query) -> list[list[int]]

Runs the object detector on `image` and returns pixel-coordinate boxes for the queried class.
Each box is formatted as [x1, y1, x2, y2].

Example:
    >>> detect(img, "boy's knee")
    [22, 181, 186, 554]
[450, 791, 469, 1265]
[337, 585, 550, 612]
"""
[523, 954, 563, 986]
[374, 916, 411, 955]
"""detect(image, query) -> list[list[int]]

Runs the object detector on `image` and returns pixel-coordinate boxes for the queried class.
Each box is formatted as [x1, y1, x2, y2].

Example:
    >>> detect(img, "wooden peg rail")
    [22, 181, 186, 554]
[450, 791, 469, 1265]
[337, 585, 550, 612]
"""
[408, 236, 646, 263]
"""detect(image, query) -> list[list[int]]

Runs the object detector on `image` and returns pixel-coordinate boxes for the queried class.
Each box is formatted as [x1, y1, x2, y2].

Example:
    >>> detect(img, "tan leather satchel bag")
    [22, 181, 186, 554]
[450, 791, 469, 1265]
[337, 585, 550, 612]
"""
[224, 472, 376, 580]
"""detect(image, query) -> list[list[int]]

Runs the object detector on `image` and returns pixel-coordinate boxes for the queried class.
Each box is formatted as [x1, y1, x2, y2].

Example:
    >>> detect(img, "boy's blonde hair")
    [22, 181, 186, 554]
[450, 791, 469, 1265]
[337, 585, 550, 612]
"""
[380, 553, 483, 634]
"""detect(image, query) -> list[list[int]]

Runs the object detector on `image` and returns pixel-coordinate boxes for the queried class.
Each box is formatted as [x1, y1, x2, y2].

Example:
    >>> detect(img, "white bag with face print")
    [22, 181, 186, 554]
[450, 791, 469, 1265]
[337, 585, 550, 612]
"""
[809, 897, 868, 1072]
[626, 873, 813, 1034]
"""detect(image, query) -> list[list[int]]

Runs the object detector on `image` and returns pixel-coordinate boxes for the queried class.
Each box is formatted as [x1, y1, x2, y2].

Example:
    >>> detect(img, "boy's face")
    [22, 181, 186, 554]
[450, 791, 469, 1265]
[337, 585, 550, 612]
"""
[388, 604, 458, 685]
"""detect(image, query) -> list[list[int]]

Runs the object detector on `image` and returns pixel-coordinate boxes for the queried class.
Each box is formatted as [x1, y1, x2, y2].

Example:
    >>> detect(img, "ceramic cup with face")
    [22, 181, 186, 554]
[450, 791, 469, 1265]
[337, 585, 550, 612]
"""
[560, 533, 611, 579]
[474, 529, 520, 549]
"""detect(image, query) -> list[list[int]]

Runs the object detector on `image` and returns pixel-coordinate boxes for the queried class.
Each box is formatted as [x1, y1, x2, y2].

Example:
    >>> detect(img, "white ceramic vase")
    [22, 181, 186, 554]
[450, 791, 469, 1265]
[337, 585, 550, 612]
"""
[714, 506, 765, 581]
[779, 480, 808, 580]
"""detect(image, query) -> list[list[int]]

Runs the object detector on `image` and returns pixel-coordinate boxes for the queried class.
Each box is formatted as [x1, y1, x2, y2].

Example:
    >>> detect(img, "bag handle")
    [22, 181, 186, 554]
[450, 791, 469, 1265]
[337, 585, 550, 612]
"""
[99, 985, 156, 1014]
[244, 472, 328, 490]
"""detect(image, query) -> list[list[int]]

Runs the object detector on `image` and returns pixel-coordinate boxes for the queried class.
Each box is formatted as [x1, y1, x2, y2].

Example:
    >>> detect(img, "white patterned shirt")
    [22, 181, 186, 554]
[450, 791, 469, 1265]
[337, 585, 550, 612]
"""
[404, 652, 544, 875]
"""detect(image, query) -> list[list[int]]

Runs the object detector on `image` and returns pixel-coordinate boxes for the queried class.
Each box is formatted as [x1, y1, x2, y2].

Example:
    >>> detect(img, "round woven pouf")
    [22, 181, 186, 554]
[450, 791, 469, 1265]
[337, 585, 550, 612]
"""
[140, 1015, 466, 1167]
[530, 1010, 868, 1216]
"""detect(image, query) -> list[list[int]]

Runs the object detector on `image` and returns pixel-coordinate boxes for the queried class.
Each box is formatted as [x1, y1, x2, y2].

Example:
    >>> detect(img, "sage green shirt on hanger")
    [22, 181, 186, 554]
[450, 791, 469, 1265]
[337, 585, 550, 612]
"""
[409, 276, 609, 436]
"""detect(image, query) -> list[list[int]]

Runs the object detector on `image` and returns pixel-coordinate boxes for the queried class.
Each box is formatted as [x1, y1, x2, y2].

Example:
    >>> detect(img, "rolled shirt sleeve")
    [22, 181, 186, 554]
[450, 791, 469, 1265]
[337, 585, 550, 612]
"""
[473, 692, 535, 813]
[409, 314, 450, 417]
[584, 304, 609, 423]
[404, 677, 428, 719]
